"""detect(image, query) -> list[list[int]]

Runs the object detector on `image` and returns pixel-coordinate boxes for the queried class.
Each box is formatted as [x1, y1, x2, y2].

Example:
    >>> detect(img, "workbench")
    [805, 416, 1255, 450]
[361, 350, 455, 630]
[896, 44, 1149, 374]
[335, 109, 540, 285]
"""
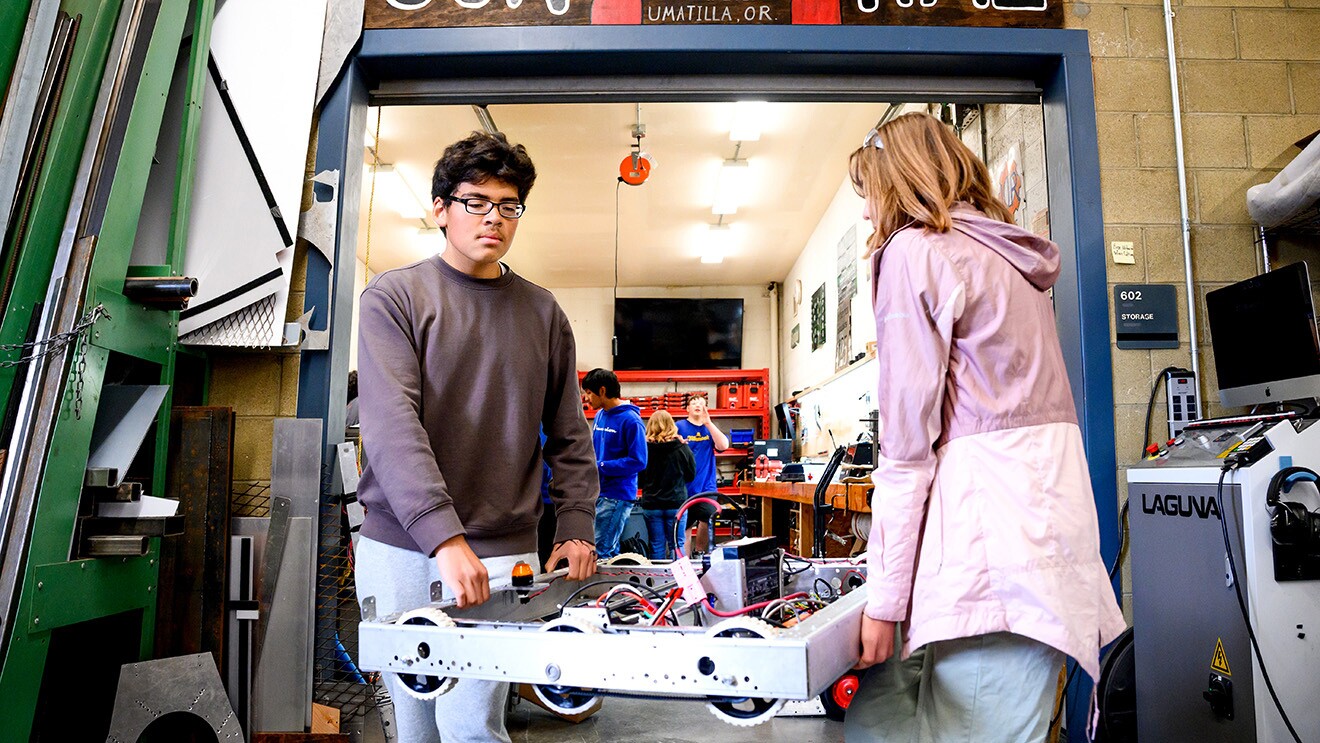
[739, 481, 871, 557]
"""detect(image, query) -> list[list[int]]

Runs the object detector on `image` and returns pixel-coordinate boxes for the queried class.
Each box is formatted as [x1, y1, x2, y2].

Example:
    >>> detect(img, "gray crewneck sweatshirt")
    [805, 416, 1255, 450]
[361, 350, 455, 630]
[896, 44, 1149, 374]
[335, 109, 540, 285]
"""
[356, 256, 598, 558]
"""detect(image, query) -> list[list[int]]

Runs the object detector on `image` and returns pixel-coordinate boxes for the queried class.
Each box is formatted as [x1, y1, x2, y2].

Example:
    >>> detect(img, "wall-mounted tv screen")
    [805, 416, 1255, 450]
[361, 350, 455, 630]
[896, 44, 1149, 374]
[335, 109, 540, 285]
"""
[614, 298, 744, 370]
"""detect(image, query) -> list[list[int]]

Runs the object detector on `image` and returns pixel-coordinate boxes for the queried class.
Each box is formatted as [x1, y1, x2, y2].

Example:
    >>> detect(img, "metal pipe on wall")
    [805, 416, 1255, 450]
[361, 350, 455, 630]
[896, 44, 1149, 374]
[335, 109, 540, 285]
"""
[1164, 0, 1202, 416]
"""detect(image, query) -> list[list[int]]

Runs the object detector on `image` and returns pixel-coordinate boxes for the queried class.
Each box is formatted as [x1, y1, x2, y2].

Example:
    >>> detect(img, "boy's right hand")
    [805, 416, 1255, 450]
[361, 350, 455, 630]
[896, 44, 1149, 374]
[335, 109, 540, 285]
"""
[433, 535, 489, 608]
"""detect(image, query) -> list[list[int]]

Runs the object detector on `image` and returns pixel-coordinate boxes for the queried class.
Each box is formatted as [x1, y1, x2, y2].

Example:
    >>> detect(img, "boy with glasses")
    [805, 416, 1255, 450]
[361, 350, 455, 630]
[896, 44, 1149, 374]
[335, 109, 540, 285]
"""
[355, 131, 599, 743]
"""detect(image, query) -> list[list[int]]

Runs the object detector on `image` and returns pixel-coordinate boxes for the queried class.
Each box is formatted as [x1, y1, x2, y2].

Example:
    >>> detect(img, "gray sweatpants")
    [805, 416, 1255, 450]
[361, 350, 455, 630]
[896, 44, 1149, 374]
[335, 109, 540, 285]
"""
[845, 630, 1064, 743]
[355, 536, 539, 743]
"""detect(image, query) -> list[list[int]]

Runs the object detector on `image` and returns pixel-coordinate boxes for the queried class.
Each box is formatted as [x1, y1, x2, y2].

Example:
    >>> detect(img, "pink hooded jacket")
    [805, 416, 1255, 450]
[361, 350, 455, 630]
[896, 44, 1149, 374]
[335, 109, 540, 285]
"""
[865, 204, 1126, 681]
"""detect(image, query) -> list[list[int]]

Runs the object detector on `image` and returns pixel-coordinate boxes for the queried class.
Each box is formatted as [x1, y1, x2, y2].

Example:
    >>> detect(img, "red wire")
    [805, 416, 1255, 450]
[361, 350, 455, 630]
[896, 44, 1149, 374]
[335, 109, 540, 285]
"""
[595, 588, 658, 613]
[704, 591, 809, 617]
[673, 496, 722, 559]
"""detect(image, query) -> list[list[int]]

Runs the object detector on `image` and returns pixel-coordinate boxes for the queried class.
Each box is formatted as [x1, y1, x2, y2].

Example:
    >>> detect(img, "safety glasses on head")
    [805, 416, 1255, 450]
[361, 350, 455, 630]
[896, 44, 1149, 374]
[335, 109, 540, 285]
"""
[861, 125, 884, 150]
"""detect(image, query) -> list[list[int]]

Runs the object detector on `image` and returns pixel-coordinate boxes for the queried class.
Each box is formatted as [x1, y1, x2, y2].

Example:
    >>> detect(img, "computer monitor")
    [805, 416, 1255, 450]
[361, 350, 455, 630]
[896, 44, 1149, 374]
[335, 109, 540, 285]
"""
[1205, 262, 1320, 408]
[774, 402, 796, 442]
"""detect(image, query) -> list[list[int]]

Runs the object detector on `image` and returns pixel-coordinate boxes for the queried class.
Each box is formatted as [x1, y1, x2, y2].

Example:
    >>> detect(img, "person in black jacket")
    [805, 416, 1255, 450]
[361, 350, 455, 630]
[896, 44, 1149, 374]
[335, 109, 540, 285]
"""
[638, 410, 695, 560]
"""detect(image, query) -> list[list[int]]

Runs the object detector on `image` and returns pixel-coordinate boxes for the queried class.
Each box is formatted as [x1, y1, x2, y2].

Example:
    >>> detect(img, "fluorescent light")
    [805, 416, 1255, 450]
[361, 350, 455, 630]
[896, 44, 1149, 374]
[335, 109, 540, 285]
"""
[370, 164, 430, 220]
[700, 223, 732, 264]
[711, 159, 750, 215]
[729, 101, 768, 142]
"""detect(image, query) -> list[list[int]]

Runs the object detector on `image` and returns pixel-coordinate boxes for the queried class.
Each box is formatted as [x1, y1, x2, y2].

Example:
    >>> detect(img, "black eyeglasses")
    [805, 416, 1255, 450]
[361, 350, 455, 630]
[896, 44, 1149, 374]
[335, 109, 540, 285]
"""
[448, 195, 526, 219]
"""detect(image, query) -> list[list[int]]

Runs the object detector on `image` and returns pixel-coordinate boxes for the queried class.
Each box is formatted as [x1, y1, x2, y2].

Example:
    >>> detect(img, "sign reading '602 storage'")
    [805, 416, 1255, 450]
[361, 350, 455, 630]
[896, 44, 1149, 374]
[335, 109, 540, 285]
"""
[365, 0, 1062, 29]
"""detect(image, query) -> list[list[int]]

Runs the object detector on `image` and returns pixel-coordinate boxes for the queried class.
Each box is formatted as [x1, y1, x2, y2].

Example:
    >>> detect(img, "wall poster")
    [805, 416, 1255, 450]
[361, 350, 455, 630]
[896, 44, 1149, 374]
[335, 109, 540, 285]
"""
[810, 283, 826, 352]
[835, 226, 857, 371]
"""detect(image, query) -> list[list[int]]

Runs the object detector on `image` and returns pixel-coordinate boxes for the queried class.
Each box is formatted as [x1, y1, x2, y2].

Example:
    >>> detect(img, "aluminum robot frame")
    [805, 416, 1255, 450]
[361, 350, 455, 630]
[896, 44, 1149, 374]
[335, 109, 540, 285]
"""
[357, 541, 868, 727]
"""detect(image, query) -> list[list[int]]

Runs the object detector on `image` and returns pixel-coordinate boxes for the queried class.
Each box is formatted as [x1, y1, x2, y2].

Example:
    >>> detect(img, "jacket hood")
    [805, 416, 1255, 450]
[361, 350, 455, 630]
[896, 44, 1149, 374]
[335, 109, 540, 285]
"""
[604, 403, 642, 416]
[649, 437, 685, 450]
[949, 204, 1060, 291]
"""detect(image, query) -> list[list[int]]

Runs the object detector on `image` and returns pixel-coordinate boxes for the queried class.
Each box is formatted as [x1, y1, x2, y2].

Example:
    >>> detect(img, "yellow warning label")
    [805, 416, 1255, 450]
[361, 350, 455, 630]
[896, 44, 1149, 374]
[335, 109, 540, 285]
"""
[1211, 638, 1232, 676]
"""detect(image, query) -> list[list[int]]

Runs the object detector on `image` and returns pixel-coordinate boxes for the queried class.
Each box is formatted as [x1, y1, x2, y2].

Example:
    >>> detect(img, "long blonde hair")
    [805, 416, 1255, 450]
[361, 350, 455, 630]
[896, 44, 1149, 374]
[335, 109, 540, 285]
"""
[849, 112, 1014, 257]
[646, 410, 679, 442]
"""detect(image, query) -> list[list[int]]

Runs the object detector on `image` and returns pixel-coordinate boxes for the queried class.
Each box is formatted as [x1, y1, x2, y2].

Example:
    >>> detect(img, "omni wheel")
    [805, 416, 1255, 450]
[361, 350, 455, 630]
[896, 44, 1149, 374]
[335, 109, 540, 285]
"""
[531, 616, 604, 715]
[703, 617, 785, 727]
[602, 552, 650, 566]
[391, 607, 458, 701]
[820, 672, 860, 721]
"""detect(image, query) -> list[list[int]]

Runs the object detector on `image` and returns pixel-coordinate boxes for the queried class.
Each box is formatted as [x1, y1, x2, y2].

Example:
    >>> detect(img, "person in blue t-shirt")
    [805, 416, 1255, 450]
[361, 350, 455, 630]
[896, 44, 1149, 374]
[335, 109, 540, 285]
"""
[676, 393, 729, 553]
[537, 429, 555, 567]
[582, 368, 647, 559]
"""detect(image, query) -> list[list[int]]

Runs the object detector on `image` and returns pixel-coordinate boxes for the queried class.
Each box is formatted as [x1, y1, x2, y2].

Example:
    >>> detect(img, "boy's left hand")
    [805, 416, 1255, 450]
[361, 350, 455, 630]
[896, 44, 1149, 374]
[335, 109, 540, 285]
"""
[546, 539, 597, 581]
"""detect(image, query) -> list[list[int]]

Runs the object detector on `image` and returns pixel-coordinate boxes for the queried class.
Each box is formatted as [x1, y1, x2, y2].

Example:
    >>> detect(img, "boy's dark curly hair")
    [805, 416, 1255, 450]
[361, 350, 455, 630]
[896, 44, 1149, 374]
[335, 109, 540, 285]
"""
[431, 131, 536, 203]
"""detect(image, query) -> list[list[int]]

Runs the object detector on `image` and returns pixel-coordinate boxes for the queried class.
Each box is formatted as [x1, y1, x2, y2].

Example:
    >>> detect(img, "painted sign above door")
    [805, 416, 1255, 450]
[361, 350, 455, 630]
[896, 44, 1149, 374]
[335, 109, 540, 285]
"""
[365, 0, 1062, 29]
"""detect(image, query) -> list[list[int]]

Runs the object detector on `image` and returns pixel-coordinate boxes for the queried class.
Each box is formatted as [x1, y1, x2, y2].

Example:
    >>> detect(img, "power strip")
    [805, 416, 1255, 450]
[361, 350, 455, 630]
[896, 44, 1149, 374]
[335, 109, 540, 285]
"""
[1166, 369, 1199, 440]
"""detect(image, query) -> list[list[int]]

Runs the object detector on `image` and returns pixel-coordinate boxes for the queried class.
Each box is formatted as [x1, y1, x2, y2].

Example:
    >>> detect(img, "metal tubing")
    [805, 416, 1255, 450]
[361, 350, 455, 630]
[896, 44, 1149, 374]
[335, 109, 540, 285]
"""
[0, 0, 60, 244]
[1164, 0, 1200, 413]
[121, 276, 196, 309]
[84, 534, 148, 557]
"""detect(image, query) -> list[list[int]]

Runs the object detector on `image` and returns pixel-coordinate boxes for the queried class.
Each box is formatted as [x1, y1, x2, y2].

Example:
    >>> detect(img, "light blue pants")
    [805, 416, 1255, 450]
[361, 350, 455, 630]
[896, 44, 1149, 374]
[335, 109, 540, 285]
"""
[354, 537, 539, 743]
[845, 631, 1064, 743]
[594, 497, 634, 559]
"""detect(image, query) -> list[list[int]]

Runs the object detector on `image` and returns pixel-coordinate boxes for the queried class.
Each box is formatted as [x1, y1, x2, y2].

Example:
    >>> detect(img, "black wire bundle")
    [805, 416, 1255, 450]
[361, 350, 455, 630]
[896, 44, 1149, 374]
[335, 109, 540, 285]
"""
[812, 446, 849, 558]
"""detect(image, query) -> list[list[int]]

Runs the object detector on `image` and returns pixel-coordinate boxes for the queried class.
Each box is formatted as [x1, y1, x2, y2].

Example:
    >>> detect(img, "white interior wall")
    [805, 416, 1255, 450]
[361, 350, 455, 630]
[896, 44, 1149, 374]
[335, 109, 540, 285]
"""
[349, 258, 370, 373]
[777, 178, 874, 401]
[551, 284, 775, 375]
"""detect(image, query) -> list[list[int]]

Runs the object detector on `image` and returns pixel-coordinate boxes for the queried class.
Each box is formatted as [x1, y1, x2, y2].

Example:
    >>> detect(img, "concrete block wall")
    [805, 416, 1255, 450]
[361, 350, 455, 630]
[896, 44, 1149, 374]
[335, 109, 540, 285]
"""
[1067, 0, 1320, 617]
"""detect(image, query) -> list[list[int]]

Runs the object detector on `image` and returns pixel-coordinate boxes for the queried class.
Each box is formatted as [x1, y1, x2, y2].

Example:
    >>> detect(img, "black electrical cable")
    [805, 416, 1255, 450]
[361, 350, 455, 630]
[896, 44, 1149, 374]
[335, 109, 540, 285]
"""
[1216, 464, 1304, 743]
[812, 446, 849, 558]
[813, 577, 837, 600]
[1108, 499, 1130, 582]
[782, 555, 815, 576]
[556, 579, 673, 620]
[1142, 366, 1189, 460]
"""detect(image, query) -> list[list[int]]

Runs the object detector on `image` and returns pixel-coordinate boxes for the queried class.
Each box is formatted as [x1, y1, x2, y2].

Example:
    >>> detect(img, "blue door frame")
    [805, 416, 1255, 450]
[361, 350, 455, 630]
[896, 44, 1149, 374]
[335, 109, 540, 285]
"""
[304, 25, 1116, 740]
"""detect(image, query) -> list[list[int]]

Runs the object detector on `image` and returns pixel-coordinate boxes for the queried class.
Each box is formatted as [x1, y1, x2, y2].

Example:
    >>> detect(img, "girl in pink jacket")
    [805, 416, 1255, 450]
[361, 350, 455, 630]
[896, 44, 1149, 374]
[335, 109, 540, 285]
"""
[845, 112, 1126, 742]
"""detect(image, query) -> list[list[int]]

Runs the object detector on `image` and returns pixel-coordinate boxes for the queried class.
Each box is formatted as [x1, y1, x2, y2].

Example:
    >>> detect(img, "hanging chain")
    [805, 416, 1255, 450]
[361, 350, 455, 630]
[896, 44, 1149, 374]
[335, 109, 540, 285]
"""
[364, 105, 381, 284]
[0, 304, 110, 368]
[72, 325, 89, 419]
[0, 304, 111, 419]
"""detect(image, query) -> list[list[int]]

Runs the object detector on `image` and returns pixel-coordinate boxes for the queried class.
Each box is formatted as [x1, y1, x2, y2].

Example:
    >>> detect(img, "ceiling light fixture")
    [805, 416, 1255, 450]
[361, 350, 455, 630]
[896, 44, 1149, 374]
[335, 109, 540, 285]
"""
[369, 164, 431, 221]
[700, 222, 733, 264]
[729, 101, 768, 142]
[711, 157, 750, 216]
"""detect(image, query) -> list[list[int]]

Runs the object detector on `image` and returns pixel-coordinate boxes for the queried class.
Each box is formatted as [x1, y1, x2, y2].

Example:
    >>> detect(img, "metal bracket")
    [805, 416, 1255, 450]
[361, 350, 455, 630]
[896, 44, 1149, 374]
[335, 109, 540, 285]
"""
[298, 170, 340, 265]
[105, 653, 243, 742]
[334, 441, 359, 496]
[361, 595, 377, 623]
[284, 308, 329, 350]
[255, 495, 291, 656]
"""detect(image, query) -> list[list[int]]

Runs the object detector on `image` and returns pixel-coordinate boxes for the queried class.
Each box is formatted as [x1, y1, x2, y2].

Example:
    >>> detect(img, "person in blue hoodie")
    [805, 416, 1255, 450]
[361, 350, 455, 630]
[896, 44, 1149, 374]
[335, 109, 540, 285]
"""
[582, 368, 647, 559]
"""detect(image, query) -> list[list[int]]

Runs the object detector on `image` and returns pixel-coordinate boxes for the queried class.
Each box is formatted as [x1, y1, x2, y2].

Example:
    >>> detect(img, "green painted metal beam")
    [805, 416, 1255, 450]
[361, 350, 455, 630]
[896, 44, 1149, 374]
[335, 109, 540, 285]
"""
[28, 554, 158, 632]
[0, 0, 123, 424]
[0, 0, 195, 737]
[152, 0, 215, 500]
[88, 284, 175, 365]
[0, 0, 35, 102]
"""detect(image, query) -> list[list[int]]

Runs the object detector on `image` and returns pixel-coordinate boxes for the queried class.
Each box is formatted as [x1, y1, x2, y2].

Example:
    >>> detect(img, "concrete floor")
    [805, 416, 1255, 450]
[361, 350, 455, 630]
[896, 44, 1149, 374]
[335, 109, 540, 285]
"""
[507, 697, 844, 743]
